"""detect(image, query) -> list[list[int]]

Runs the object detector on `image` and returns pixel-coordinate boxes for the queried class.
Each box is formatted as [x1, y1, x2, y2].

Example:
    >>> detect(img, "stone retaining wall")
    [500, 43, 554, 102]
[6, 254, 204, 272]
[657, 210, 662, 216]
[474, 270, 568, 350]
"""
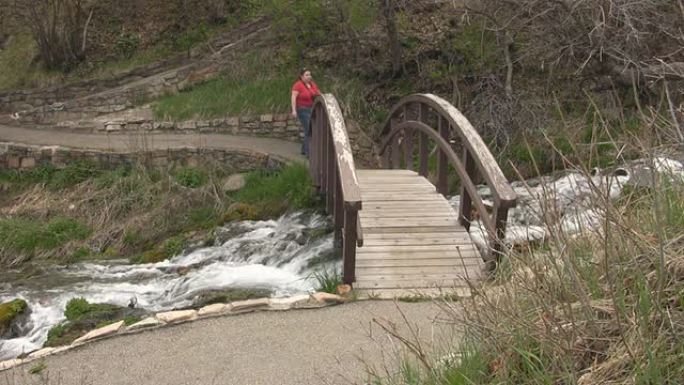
[0, 19, 269, 118]
[0, 142, 283, 172]
[9, 61, 221, 124]
[0, 57, 189, 114]
[98, 113, 303, 142]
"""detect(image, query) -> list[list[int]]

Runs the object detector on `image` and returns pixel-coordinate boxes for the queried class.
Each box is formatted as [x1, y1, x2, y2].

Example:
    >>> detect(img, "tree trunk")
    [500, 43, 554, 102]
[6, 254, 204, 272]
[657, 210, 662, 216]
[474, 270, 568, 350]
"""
[381, 0, 403, 77]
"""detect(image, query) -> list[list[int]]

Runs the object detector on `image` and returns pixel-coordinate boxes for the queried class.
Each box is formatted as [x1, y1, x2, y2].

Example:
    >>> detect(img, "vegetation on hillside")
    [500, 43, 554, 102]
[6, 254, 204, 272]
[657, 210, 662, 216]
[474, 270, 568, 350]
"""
[0, 161, 318, 267]
[369, 116, 684, 384]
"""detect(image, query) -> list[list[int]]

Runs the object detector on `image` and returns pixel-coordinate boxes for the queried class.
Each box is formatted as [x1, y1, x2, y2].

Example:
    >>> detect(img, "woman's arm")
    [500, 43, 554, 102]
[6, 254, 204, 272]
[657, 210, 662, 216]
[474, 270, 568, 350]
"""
[291, 90, 299, 118]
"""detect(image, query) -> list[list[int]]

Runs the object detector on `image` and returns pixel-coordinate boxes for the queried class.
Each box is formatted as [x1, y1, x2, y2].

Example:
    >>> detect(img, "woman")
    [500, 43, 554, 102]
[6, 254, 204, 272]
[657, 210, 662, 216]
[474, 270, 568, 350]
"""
[291, 68, 320, 157]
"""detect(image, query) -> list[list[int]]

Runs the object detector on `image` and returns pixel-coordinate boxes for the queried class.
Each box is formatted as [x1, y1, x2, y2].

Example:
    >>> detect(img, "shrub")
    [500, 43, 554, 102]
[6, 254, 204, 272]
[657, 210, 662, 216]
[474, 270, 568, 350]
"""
[114, 33, 141, 59]
[173, 167, 207, 188]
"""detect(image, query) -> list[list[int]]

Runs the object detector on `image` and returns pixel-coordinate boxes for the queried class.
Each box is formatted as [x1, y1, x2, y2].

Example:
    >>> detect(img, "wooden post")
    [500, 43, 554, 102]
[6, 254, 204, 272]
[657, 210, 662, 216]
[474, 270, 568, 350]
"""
[321, 120, 329, 198]
[342, 208, 358, 284]
[334, 170, 343, 247]
[404, 128, 414, 170]
[310, 108, 319, 187]
[436, 117, 449, 195]
[459, 150, 476, 230]
[419, 131, 428, 177]
[326, 138, 335, 213]
[488, 206, 509, 269]
[391, 135, 401, 169]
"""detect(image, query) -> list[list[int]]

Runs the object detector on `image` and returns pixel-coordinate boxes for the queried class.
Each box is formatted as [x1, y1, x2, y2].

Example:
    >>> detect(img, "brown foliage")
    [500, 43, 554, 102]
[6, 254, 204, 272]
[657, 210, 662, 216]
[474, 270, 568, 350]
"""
[11, 0, 93, 71]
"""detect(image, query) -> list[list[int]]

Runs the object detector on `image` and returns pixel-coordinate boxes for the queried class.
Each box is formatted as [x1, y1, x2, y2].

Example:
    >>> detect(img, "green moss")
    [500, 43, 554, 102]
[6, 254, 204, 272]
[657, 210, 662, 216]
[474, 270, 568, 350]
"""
[130, 234, 188, 264]
[192, 288, 272, 308]
[221, 202, 262, 222]
[65, 298, 120, 322]
[46, 298, 134, 346]
[0, 299, 28, 336]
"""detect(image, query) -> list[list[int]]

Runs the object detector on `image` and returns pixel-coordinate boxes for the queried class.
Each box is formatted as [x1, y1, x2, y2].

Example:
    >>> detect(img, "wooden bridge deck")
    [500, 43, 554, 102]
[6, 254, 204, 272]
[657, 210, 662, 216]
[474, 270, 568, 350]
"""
[354, 169, 484, 298]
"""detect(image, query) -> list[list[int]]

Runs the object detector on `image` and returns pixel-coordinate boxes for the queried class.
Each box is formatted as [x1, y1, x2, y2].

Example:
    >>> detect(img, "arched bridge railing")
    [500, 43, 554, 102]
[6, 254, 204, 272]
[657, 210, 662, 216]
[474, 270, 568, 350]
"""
[379, 93, 517, 260]
[309, 94, 362, 284]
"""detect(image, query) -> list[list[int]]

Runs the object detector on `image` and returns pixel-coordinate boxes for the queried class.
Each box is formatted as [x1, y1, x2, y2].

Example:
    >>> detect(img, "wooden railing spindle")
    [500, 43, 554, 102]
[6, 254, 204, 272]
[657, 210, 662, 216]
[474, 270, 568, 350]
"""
[419, 131, 429, 177]
[436, 117, 449, 195]
[378, 94, 517, 263]
[459, 150, 476, 230]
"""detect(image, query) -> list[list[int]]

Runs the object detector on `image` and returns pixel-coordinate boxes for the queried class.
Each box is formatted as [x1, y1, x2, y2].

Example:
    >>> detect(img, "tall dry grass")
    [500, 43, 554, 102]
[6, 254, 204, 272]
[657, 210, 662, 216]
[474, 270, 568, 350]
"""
[370, 110, 684, 384]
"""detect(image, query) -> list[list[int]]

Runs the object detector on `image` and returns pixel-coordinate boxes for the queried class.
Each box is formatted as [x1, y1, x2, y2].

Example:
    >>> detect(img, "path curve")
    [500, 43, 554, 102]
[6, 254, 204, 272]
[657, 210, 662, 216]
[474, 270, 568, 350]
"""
[0, 124, 306, 164]
[0, 301, 455, 385]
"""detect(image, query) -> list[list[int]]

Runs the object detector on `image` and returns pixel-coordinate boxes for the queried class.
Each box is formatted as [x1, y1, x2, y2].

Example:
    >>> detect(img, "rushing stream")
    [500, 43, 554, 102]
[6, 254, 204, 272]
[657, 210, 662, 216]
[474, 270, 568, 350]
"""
[2, 157, 683, 361]
[0, 211, 337, 360]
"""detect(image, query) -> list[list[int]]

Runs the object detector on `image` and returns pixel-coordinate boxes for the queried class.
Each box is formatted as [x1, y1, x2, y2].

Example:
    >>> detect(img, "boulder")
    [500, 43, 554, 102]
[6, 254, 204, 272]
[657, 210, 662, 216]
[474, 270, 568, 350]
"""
[191, 288, 272, 308]
[336, 284, 352, 296]
[72, 320, 124, 344]
[0, 299, 29, 338]
[311, 292, 347, 304]
[231, 298, 270, 313]
[127, 317, 164, 331]
[155, 310, 198, 323]
[222, 173, 247, 192]
[198, 303, 231, 317]
[268, 295, 314, 310]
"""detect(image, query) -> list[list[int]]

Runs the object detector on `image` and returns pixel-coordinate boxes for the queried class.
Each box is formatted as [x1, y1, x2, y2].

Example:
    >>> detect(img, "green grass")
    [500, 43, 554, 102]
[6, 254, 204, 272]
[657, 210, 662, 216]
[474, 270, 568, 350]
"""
[232, 163, 317, 217]
[152, 72, 294, 120]
[28, 361, 46, 375]
[312, 269, 342, 294]
[0, 217, 90, 256]
[0, 161, 101, 191]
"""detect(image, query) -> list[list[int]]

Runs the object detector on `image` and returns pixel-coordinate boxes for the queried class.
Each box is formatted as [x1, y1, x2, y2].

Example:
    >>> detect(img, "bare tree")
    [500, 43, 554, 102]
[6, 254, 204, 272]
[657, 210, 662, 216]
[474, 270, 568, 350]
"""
[381, 0, 403, 77]
[13, 0, 93, 72]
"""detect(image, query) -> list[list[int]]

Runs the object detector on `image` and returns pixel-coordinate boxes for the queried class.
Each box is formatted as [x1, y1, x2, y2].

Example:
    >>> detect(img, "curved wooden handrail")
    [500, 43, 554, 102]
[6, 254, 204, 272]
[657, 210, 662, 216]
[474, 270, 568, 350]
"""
[309, 94, 362, 284]
[379, 93, 517, 259]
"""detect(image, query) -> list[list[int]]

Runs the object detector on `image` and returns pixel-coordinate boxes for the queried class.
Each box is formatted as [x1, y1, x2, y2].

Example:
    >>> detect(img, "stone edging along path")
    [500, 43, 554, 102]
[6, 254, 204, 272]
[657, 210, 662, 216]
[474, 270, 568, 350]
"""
[0, 292, 348, 372]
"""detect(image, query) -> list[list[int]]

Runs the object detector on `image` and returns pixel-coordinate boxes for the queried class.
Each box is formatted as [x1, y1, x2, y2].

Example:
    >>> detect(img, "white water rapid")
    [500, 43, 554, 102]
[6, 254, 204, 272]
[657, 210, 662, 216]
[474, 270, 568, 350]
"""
[0, 211, 336, 360]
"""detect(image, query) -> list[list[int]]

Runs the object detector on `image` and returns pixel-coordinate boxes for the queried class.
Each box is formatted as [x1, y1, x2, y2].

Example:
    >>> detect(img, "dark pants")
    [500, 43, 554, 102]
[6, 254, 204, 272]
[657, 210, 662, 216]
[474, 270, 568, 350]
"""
[297, 107, 312, 156]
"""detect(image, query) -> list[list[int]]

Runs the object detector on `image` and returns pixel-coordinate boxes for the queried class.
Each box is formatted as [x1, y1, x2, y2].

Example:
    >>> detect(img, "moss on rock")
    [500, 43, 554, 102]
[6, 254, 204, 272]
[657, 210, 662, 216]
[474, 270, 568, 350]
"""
[191, 288, 272, 308]
[45, 298, 148, 347]
[0, 298, 28, 337]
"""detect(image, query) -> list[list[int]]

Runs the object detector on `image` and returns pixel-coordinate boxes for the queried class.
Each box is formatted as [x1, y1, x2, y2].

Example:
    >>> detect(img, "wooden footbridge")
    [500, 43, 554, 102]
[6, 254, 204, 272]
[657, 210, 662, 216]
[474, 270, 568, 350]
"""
[308, 94, 516, 297]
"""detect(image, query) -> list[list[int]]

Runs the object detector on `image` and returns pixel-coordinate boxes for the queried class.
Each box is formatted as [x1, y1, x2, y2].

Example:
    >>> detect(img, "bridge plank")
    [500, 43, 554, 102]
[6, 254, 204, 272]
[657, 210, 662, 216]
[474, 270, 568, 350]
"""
[354, 278, 470, 289]
[362, 238, 471, 246]
[358, 244, 477, 252]
[356, 258, 482, 267]
[363, 231, 470, 239]
[356, 250, 481, 260]
[357, 169, 418, 176]
[353, 168, 483, 296]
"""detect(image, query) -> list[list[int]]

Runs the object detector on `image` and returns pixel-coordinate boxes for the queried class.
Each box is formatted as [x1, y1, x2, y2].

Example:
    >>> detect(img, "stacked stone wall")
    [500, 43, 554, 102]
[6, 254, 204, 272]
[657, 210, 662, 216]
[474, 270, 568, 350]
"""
[5, 62, 220, 124]
[97, 113, 302, 142]
[0, 143, 283, 172]
[0, 57, 188, 114]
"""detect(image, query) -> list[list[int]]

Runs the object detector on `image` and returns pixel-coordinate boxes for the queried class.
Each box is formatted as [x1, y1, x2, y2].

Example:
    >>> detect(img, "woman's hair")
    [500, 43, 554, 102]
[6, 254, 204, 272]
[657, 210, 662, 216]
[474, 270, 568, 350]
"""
[298, 68, 310, 80]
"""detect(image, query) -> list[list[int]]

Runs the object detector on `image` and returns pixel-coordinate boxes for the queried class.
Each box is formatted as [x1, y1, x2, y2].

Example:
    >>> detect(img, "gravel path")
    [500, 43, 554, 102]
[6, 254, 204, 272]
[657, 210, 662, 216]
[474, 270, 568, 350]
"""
[1, 301, 457, 385]
[0, 124, 306, 164]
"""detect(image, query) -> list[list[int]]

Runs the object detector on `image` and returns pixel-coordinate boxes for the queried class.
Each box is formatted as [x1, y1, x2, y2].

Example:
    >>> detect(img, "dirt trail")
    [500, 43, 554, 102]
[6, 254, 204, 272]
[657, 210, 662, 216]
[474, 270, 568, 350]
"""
[0, 124, 305, 163]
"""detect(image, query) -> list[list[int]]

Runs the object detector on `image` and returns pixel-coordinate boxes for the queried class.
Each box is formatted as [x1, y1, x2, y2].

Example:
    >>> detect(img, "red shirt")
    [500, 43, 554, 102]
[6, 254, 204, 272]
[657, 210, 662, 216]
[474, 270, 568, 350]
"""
[292, 80, 320, 108]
